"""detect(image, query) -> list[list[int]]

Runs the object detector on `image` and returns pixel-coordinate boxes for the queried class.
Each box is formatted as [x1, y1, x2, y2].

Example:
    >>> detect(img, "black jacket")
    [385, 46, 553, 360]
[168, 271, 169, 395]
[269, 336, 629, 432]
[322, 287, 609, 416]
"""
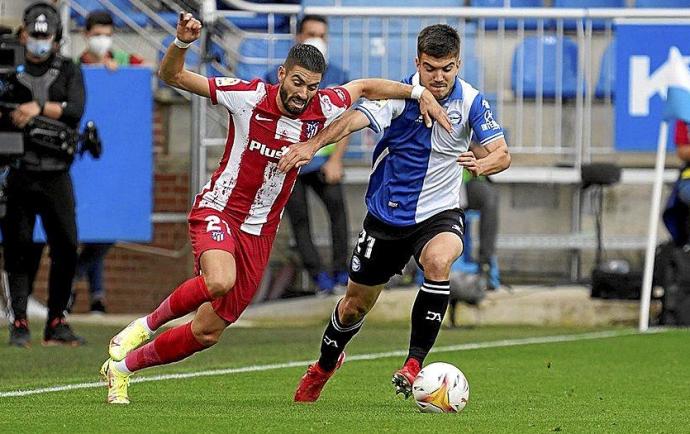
[1, 53, 85, 170]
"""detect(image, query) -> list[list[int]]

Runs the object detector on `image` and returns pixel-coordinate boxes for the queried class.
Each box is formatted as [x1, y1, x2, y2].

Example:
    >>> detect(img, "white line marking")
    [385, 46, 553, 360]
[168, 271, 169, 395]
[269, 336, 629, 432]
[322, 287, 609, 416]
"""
[0, 329, 665, 398]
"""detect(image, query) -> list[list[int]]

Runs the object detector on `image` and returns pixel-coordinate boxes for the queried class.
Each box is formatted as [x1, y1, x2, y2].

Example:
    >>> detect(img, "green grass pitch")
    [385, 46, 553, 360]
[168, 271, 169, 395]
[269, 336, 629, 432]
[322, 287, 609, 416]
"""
[0, 323, 688, 433]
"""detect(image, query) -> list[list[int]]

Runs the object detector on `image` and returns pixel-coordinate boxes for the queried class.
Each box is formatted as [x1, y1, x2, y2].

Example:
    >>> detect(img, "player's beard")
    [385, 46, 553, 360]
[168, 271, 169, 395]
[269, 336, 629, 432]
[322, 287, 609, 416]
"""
[279, 86, 309, 115]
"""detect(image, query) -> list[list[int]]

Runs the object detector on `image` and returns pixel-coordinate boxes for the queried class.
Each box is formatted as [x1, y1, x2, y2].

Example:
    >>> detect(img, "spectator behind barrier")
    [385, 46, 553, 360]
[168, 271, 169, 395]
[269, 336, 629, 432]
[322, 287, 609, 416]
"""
[79, 10, 144, 69]
[263, 15, 352, 294]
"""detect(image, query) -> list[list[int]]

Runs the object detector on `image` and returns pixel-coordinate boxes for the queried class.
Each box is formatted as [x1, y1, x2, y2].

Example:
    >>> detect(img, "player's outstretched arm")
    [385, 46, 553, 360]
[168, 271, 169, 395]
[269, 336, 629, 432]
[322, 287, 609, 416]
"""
[343, 79, 451, 132]
[158, 12, 210, 98]
[457, 137, 511, 177]
[277, 109, 370, 173]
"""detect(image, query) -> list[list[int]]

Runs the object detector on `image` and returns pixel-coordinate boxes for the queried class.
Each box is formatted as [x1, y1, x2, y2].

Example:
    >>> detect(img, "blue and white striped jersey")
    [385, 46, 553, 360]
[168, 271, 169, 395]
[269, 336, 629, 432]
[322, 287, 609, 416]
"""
[355, 72, 504, 227]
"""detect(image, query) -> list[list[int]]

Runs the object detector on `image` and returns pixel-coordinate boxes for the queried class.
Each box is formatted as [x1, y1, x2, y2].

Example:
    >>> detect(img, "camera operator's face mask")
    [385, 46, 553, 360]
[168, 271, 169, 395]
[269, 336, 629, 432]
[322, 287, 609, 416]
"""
[26, 35, 55, 59]
[87, 35, 112, 57]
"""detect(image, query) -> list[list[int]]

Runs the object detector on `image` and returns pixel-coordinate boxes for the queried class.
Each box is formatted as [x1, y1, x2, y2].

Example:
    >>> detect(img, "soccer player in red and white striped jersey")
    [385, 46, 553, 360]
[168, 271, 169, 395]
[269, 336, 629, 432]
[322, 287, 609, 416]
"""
[100, 12, 450, 404]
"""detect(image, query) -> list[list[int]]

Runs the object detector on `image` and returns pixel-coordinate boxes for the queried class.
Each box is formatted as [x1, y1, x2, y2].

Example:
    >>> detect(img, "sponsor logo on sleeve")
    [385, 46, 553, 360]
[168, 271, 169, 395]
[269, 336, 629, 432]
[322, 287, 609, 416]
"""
[320, 94, 335, 115]
[215, 77, 243, 87]
[334, 88, 347, 103]
[481, 110, 500, 131]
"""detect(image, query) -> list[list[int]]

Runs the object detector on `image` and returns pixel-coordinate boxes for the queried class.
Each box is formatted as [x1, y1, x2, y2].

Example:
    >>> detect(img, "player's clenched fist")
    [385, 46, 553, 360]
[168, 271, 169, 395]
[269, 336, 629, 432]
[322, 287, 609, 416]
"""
[177, 12, 202, 43]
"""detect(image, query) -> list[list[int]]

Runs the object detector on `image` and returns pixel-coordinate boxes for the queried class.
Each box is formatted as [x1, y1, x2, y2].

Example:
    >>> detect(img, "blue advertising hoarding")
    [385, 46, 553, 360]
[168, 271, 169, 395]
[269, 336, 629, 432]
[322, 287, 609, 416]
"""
[31, 67, 153, 242]
[616, 23, 690, 151]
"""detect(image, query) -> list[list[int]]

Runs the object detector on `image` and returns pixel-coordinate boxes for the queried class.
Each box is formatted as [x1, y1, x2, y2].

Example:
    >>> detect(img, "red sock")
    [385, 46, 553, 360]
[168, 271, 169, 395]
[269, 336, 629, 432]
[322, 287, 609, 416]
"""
[124, 322, 207, 372]
[146, 276, 212, 330]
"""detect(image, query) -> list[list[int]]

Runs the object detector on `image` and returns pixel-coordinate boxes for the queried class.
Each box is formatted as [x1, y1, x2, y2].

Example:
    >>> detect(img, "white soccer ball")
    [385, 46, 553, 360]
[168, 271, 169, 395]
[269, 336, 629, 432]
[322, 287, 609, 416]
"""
[412, 362, 469, 413]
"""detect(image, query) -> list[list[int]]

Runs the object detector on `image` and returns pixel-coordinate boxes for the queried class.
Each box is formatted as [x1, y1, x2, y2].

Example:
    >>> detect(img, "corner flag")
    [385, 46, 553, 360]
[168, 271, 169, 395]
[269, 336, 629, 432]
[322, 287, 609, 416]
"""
[663, 46, 690, 123]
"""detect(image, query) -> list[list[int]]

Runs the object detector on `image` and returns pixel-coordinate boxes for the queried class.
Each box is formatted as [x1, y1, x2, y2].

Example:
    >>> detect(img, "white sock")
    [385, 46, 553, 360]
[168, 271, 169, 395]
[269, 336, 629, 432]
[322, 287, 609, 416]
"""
[113, 359, 132, 374]
[137, 316, 154, 335]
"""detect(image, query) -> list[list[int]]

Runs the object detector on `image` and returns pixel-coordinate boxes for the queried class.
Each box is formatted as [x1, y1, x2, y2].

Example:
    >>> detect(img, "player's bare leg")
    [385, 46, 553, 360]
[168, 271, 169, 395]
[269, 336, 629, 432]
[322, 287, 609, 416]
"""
[102, 250, 234, 404]
[294, 280, 384, 402]
[393, 232, 462, 398]
[108, 250, 235, 361]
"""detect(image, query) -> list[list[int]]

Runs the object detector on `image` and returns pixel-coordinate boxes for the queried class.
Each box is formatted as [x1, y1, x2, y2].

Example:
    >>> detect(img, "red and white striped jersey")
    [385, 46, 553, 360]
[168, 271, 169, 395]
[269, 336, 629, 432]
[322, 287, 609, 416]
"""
[193, 77, 352, 236]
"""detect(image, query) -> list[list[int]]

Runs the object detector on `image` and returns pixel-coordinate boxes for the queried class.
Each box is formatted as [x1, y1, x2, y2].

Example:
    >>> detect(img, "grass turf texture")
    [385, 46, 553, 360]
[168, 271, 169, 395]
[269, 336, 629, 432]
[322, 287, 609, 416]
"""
[0, 323, 688, 433]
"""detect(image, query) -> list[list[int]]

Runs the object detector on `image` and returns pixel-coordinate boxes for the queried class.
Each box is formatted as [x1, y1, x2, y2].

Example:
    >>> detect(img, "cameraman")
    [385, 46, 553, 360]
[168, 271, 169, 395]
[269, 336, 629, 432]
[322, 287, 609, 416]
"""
[1, 2, 85, 347]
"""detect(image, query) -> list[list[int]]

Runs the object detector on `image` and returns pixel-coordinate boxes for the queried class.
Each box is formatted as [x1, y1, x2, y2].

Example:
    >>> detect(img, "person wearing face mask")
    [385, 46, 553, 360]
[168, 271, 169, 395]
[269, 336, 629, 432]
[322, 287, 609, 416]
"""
[263, 15, 352, 295]
[0, 2, 86, 348]
[66, 10, 143, 315]
[78, 11, 143, 70]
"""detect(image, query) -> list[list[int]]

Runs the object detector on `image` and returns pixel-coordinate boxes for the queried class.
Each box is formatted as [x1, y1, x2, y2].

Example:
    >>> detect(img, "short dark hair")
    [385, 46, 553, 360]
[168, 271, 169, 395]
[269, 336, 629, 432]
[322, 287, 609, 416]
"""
[284, 43, 326, 75]
[417, 24, 460, 59]
[86, 11, 114, 31]
[297, 14, 328, 34]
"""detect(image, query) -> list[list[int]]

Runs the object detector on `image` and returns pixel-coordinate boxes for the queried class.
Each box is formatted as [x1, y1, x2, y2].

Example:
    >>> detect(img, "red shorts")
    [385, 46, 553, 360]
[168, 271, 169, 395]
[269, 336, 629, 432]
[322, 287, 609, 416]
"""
[188, 207, 275, 324]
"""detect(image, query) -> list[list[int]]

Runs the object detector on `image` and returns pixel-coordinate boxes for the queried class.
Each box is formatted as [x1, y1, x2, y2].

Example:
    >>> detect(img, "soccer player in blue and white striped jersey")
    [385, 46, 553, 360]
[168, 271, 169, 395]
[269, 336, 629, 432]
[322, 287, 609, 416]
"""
[283, 24, 511, 402]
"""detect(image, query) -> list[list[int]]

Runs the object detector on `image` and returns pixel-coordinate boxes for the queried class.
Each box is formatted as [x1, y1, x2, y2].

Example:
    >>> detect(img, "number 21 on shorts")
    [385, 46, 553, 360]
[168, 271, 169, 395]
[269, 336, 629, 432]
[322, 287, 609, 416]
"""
[356, 229, 376, 259]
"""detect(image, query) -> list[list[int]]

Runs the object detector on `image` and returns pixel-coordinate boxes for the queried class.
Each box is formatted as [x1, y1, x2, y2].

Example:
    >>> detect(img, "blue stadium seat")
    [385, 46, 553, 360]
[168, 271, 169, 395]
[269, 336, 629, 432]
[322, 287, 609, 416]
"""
[470, 0, 546, 31]
[235, 38, 293, 81]
[156, 11, 180, 28]
[326, 20, 477, 81]
[461, 56, 482, 88]
[595, 41, 615, 99]
[302, 0, 461, 5]
[70, 0, 154, 28]
[511, 35, 583, 99]
[636, 0, 690, 6]
[224, 15, 291, 33]
[159, 35, 228, 79]
[553, 0, 624, 31]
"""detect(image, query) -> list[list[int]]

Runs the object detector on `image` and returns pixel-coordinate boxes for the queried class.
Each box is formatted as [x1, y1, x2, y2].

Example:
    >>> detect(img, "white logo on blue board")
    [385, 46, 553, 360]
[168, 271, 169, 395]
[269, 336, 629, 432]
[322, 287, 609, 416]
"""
[629, 52, 690, 116]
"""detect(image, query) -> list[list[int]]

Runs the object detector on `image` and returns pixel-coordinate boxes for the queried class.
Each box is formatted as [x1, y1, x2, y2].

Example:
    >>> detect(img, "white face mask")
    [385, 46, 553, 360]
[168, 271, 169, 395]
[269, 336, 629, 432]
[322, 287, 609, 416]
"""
[87, 35, 112, 57]
[303, 37, 328, 63]
[26, 36, 54, 59]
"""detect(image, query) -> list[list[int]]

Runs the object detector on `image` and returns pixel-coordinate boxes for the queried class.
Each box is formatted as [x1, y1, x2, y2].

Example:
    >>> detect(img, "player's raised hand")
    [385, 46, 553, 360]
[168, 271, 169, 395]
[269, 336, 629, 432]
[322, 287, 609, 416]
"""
[457, 151, 483, 177]
[177, 12, 202, 43]
[419, 90, 452, 133]
[278, 141, 319, 173]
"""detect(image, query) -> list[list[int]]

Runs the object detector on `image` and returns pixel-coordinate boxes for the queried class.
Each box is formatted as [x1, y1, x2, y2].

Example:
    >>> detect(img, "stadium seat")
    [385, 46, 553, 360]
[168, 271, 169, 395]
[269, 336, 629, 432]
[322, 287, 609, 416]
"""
[461, 55, 482, 88]
[70, 0, 155, 28]
[511, 35, 583, 99]
[552, 0, 624, 31]
[155, 11, 180, 28]
[224, 15, 291, 33]
[595, 41, 615, 99]
[325, 21, 477, 81]
[159, 35, 228, 79]
[235, 38, 293, 81]
[469, 0, 546, 31]
[636, 0, 690, 7]
[302, 0, 461, 5]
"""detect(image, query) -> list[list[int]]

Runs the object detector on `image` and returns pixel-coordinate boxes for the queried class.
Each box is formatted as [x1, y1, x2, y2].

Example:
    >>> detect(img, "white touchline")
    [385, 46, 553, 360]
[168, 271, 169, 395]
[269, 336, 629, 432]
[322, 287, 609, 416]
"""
[0, 329, 665, 399]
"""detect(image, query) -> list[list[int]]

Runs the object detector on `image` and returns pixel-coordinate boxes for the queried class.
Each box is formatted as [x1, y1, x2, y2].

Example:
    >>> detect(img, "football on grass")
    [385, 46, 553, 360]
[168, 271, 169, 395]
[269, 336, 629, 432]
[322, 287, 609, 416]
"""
[412, 362, 469, 413]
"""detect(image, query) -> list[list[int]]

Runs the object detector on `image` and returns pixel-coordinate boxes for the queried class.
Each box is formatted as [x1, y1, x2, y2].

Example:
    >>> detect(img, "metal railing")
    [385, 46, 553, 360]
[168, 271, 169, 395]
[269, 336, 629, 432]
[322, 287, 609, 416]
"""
[207, 3, 689, 167]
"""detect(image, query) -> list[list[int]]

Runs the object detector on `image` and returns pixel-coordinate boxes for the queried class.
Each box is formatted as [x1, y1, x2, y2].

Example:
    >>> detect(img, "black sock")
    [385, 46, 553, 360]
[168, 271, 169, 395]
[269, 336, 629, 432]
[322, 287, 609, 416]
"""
[407, 278, 450, 364]
[318, 300, 364, 371]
